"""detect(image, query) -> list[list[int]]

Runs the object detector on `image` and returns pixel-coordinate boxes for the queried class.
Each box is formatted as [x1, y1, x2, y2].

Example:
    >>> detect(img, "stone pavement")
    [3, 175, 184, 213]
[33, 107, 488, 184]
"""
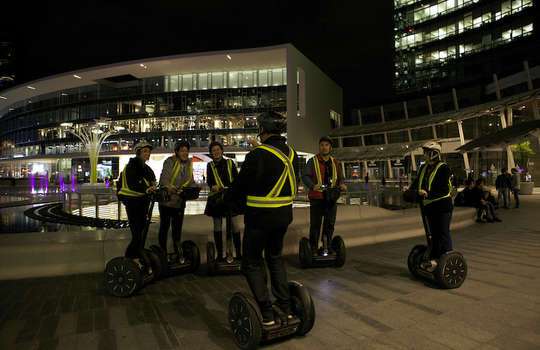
[1, 196, 539, 350]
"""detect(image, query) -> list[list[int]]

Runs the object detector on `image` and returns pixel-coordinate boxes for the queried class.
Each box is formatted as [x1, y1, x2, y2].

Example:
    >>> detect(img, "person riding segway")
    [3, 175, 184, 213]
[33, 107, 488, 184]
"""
[299, 136, 347, 268]
[226, 111, 315, 349]
[149, 140, 201, 276]
[205, 141, 242, 275]
[404, 141, 467, 289]
[104, 140, 163, 297]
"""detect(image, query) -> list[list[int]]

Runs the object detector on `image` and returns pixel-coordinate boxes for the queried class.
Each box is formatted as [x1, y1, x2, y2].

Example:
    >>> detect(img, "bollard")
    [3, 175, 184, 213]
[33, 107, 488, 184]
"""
[117, 199, 121, 221]
[95, 194, 99, 219]
[78, 193, 82, 216]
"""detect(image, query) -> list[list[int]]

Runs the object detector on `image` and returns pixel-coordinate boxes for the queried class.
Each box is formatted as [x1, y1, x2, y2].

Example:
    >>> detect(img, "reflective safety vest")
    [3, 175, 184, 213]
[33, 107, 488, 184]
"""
[210, 159, 233, 189]
[246, 145, 296, 208]
[118, 166, 150, 198]
[313, 155, 337, 188]
[417, 162, 452, 206]
[170, 159, 192, 189]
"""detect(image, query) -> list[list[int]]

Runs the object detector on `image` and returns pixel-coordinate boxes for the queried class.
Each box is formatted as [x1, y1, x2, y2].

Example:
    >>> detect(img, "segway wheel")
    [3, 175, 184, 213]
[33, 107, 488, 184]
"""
[435, 252, 467, 289]
[144, 248, 163, 280]
[104, 257, 142, 297]
[182, 240, 201, 273]
[289, 281, 315, 336]
[298, 238, 312, 268]
[407, 244, 427, 279]
[229, 293, 262, 350]
[150, 245, 169, 277]
[331, 236, 346, 267]
[206, 241, 216, 275]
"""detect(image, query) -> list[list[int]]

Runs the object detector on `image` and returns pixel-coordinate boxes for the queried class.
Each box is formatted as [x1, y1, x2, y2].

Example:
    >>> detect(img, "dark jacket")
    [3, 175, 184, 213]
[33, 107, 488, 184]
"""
[495, 173, 512, 189]
[409, 161, 453, 214]
[470, 186, 488, 207]
[227, 135, 300, 229]
[117, 157, 156, 202]
[205, 158, 239, 217]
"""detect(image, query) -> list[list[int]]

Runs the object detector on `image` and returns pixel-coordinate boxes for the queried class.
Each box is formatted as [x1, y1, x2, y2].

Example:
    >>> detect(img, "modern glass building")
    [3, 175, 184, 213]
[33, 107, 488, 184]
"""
[394, 0, 538, 93]
[0, 44, 342, 182]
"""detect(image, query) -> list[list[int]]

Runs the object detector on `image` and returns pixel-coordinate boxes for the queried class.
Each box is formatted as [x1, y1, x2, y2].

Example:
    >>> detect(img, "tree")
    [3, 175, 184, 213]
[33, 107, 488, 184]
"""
[512, 140, 535, 168]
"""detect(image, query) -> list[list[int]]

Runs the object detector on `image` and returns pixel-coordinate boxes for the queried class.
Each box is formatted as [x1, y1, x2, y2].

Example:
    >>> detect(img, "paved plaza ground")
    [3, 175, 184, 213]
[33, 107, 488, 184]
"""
[1, 196, 539, 350]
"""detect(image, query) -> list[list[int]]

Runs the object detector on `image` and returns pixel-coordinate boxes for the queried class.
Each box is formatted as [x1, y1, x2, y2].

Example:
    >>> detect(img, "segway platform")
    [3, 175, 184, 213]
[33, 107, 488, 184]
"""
[228, 281, 315, 350]
[150, 240, 200, 276]
[299, 236, 346, 268]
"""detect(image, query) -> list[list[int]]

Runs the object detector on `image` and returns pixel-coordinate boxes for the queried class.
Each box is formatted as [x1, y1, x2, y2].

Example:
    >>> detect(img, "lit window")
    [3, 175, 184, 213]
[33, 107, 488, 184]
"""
[473, 17, 482, 28]
[523, 23, 533, 34]
[502, 30, 511, 40]
[512, 28, 522, 38]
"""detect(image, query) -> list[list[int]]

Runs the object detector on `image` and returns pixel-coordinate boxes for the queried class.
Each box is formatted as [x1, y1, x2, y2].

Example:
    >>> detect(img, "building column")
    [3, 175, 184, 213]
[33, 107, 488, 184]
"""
[407, 128, 417, 171]
[361, 135, 368, 175]
[384, 132, 393, 179]
[432, 125, 437, 139]
[403, 101, 409, 120]
[427, 95, 433, 115]
[380, 105, 385, 123]
[524, 60, 534, 91]
[506, 143, 516, 169]
[501, 109, 515, 169]
[457, 120, 471, 173]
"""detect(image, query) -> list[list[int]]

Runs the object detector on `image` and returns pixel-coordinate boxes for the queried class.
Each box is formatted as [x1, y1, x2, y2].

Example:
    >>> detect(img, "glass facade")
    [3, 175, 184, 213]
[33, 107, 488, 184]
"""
[394, 0, 537, 92]
[0, 69, 287, 160]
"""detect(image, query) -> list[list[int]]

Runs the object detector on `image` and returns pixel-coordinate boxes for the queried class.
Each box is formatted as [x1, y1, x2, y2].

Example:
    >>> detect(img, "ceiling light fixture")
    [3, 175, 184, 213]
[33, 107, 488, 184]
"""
[226, 54, 232, 60]
[27, 86, 36, 90]
[73, 74, 82, 79]
[0, 96, 6, 100]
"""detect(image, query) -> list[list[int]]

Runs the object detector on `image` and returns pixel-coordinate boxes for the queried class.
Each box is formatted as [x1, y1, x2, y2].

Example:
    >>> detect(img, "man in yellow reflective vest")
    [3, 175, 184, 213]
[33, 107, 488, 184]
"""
[117, 140, 157, 262]
[227, 111, 299, 326]
[204, 141, 241, 260]
[409, 141, 454, 272]
[302, 136, 347, 253]
[158, 140, 195, 260]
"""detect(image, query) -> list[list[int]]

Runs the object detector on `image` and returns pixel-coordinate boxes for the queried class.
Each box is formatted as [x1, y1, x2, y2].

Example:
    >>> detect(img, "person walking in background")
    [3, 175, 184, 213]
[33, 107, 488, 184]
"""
[495, 168, 512, 209]
[511, 168, 520, 208]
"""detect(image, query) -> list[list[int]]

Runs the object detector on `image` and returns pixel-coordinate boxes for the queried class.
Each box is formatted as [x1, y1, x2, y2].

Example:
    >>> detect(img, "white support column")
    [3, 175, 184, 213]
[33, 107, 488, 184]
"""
[361, 135, 368, 175]
[380, 105, 385, 123]
[457, 120, 471, 173]
[383, 132, 393, 179]
[506, 143, 516, 169]
[452, 88, 459, 111]
[407, 128, 417, 171]
[338, 137, 343, 148]
[403, 101, 409, 120]
[341, 161, 346, 180]
[507, 107, 513, 127]
[432, 125, 437, 139]
[427, 95, 433, 115]
[357, 110, 363, 125]
[499, 110, 507, 128]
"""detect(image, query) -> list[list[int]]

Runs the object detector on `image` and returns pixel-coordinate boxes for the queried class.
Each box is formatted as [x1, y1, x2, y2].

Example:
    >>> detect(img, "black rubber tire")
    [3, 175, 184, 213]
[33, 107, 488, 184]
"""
[331, 236, 346, 267]
[104, 257, 142, 297]
[150, 245, 169, 277]
[407, 244, 427, 280]
[182, 240, 200, 273]
[288, 281, 315, 336]
[207, 241, 216, 276]
[298, 237, 312, 268]
[435, 252, 468, 289]
[145, 248, 163, 281]
[229, 293, 262, 350]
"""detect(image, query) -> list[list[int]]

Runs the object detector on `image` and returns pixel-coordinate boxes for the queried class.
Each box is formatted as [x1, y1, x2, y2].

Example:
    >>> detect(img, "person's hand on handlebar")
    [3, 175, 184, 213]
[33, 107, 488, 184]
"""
[418, 189, 428, 197]
[211, 185, 223, 192]
[146, 185, 157, 194]
[313, 184, 322, 191]
[167, 185, 178, 194]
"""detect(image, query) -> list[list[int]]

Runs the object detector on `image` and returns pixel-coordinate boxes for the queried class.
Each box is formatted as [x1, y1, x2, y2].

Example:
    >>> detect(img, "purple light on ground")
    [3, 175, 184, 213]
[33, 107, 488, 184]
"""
[71, 172, 76, 192]
[29, 173, 36, 193]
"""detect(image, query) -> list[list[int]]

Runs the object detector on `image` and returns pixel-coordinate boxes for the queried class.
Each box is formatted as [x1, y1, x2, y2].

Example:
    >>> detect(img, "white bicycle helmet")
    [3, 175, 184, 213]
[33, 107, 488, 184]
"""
[422, 141, 442, 161]
[134, 139, 153, 154]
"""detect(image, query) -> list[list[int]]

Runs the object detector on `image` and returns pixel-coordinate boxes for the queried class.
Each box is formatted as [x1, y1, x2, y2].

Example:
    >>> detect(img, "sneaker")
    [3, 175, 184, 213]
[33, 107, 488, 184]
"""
[420, 259, 438, 272]
[262, 319, 276, 326]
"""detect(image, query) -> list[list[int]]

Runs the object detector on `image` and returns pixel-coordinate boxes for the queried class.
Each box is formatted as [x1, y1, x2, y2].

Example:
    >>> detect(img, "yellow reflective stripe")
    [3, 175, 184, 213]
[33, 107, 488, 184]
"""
[246, 145, 296, 208]
[313, 156, 338, 188]
[118, 167, 146, 197]
[418, 162, 452, 206]
[210, 162, 224, 189]
[171, 160, 192, 188]
[227, 159, 233, 183]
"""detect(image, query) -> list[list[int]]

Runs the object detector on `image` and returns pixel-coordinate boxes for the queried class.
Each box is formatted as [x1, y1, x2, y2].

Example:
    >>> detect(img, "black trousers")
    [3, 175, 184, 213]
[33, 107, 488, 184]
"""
[158, 203, 186, 253]
[426, 211, 453, 259]
[512, 189, 520, 208]
[124, 198, 151, 259]
[242, 222, 290, 319]
[309, 199, 338, 249]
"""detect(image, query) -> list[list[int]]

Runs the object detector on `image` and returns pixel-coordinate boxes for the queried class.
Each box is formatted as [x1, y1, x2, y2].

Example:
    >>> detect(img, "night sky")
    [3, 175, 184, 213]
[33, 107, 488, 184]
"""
[2, 1, 394, 122]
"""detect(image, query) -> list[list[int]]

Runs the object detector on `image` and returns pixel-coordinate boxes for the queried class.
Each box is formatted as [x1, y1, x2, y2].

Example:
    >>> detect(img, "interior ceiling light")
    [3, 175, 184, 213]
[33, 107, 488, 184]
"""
[226, 54, 232, 60]
[73, 74, 82, 79]
[0, 96, 6, 100]
[27, 86, 36, 90]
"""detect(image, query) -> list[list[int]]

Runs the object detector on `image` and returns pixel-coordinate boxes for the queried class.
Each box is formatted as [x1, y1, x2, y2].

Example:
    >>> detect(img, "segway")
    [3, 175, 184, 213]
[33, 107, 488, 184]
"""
[150, 186, 202, 276]
[299, 185, 346, 268]
[207, 191, 242, 275]
[228, 281, 316, 350]
[104, 189, 165, 297]
[407, 205, 467, 289]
